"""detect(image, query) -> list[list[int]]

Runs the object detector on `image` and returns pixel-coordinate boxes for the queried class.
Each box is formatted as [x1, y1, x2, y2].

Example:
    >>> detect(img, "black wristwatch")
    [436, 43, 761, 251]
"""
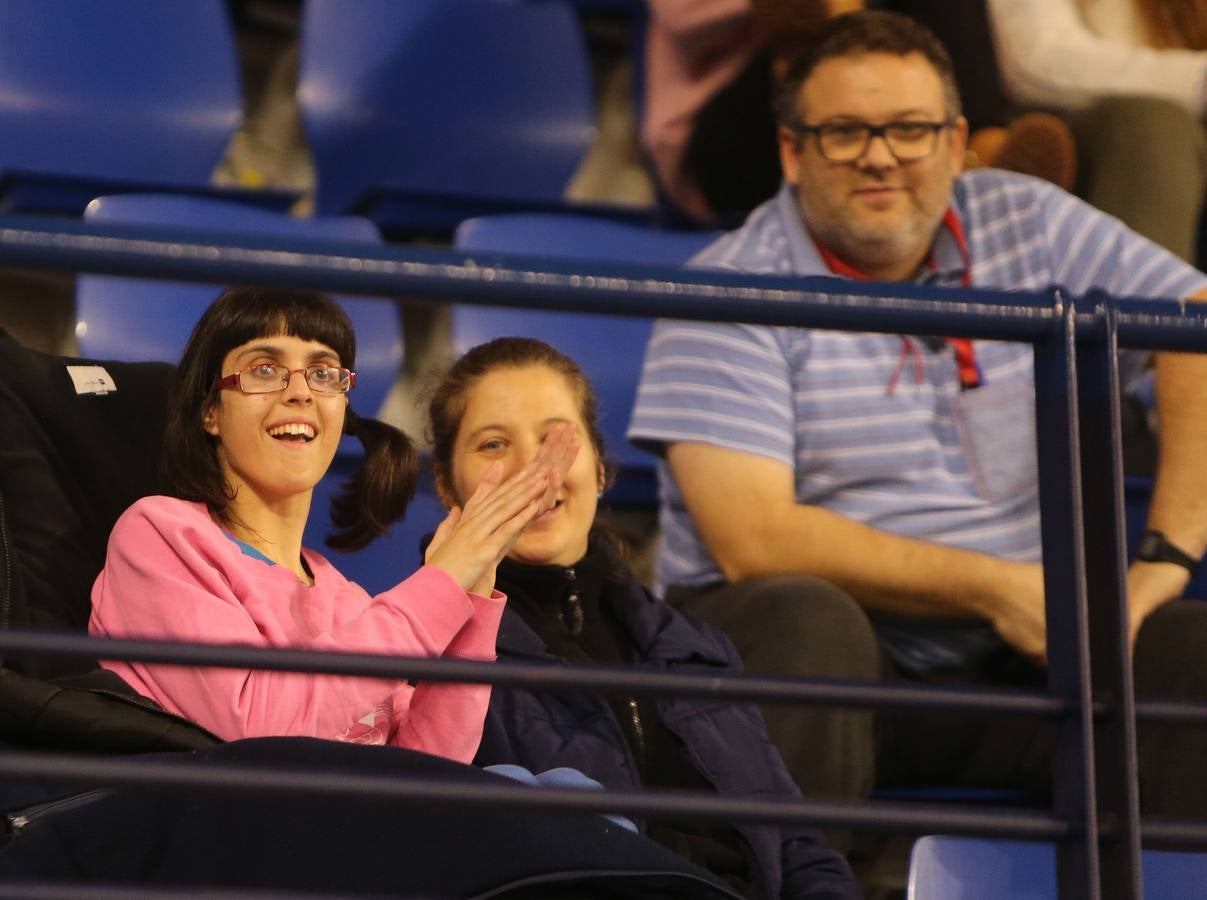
[1135, 530, 1201, 576]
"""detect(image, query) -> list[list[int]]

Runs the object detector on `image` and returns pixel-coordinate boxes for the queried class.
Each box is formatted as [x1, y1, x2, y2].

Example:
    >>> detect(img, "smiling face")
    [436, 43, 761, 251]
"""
[779, 51, 967, 281]
[203, 334, 347, 511]
[440, 364, 605, 568]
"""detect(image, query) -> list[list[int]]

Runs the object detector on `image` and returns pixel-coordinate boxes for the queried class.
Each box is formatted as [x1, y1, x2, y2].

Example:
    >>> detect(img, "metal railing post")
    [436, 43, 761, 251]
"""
[1033, 289, 1105, 900]
[1074, 291, 1143, 894]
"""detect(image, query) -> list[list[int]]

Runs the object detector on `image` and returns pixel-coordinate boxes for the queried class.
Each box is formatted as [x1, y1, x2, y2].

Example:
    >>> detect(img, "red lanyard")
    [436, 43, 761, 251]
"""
[947, 338, 980, 390]
[939, 210, 981, 390]
[813, 209, 982, 390]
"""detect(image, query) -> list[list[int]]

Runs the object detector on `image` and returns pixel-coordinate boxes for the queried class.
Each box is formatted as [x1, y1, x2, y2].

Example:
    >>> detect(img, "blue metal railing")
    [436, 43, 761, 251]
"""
[0, 629, 1070, 717]
[3, 217, 1207, 899]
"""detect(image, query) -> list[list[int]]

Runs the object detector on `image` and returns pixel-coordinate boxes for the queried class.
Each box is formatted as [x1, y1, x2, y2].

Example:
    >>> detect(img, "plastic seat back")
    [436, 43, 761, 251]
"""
[453, 213, 718, 502]
[298, 0, 595, 227]
[0, 3, 241, 206]
[908, 836, 1052, 900]
[907, 835, 1207, 899]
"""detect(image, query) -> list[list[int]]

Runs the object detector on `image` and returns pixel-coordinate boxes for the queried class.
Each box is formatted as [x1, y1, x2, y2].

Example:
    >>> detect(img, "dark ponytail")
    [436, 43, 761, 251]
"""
[325, 408, 419, 552]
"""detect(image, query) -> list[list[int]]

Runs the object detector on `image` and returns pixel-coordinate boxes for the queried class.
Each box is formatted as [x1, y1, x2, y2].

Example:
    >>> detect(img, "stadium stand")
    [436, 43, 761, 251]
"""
[0, 3, 1205, 897]
[0, 216, 1199, 898]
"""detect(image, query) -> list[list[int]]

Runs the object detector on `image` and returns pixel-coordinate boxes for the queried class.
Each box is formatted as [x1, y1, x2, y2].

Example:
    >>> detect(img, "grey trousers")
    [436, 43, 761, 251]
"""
[1070, 95, 1207, 265]
[666, 576, 1207, 822]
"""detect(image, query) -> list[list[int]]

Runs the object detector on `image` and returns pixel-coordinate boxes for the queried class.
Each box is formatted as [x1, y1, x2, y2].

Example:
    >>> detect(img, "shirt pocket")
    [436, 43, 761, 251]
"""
[951, 378, 1037, 504]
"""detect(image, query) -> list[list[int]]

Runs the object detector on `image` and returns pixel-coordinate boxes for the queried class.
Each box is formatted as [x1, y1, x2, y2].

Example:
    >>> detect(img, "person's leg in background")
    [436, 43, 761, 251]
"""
[1070, 95, 1207, 265]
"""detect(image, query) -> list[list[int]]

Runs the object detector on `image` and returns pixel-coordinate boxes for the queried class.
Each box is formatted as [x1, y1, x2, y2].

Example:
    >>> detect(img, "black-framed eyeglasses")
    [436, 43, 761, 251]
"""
[789, 119, 953, 162]
[213, 363, 357, 395]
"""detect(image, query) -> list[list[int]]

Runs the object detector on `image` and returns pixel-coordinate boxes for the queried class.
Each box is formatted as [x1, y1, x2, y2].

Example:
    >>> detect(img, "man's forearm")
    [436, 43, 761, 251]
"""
[722, 500, 1036, 622]
[669, 442, 1048, 658]
[1127, 343, 1207, 623]
[1121, 288, 1207, 625]
[1147, 348, 1207, 557]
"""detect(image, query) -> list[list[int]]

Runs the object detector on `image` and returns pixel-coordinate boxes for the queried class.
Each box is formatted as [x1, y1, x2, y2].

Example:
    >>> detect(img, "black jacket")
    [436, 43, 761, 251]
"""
[477, 551, 860, 900]
[0, 328, 215, 751]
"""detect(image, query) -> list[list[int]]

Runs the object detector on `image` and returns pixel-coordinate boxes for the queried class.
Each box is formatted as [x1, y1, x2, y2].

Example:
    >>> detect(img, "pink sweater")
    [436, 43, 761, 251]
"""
[89, 496, 504, 763]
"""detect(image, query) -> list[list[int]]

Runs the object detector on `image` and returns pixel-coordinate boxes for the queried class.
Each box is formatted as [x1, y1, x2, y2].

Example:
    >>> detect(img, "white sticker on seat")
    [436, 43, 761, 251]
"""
[65, 365, 117, 396]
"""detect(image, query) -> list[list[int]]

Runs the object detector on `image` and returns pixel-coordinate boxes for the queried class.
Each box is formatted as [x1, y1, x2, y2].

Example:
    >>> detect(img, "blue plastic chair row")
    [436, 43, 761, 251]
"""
[0, 0, 604, 233]
[299, 0, 598, 234]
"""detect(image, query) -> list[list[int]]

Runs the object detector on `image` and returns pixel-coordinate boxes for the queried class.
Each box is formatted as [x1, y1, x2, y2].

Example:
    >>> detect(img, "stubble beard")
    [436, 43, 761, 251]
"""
[797, 181, 943, 280]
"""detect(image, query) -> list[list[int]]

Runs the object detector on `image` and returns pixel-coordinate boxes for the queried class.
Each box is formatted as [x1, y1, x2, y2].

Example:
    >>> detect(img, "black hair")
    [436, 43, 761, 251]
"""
[161, 285, 417, 551]
[773, 10, 962, 126]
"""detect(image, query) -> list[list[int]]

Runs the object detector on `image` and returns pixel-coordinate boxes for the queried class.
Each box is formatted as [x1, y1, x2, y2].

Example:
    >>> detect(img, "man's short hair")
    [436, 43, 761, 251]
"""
[774, 10, 963, 126]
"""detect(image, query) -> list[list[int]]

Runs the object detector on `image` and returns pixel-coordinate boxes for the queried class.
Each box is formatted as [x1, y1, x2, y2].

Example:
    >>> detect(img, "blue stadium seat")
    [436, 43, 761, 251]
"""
[298, 0, 596, 234]
[453, 213, 719, 504]
[0, 3, 293, 214]
[907, 835, 1207, 899]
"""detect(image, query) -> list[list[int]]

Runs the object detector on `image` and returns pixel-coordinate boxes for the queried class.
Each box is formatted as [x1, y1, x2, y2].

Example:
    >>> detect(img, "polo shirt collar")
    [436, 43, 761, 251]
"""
[929, 209, 968, 282]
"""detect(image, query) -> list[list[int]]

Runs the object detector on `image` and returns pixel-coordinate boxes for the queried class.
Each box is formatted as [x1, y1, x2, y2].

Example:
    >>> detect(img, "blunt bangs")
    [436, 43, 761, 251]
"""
[190, 287, 357, 395]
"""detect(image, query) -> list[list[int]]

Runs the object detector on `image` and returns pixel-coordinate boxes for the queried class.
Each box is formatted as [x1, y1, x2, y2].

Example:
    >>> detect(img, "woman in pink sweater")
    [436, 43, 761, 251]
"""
[89, 286, 578, 762]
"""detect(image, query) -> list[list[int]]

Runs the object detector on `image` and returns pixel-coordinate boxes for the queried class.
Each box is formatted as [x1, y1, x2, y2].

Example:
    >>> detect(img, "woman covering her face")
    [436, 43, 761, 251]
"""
[429, 338, 859, 900]
[88, 287, 577, 761]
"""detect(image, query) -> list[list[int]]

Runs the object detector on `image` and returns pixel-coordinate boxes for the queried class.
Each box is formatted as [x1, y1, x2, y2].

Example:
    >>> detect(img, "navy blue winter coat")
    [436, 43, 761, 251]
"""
[476, 560, 860, 900]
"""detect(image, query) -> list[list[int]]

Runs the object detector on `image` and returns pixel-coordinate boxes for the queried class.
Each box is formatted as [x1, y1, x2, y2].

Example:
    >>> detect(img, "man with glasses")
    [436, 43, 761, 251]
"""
[630, 10, 1207, 826]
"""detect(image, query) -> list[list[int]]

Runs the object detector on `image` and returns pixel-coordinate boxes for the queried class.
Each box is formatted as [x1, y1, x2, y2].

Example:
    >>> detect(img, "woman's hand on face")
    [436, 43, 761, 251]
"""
[539, 421, 581, 513]
[425, 423, 581, 596]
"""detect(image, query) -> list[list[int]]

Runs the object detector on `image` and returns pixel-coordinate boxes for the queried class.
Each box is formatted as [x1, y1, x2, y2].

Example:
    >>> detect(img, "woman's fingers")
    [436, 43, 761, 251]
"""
[423, 505, 461, 563]
[460, 456, 549, 526]
[488, 498, 544, 559]
[460, 460, 505, 514]
[468, 424, 581, 527]
[426, 491, 542, 590]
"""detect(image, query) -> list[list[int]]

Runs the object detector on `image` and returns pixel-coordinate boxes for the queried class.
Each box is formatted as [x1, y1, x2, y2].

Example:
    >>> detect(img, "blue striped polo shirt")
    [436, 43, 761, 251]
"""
[628, 169, 1207, 669]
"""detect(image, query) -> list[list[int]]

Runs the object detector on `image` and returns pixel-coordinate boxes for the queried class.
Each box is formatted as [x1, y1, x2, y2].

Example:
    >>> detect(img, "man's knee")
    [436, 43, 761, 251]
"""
[675, 574, 881, 681]
[1134, 600, 1207, 698]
